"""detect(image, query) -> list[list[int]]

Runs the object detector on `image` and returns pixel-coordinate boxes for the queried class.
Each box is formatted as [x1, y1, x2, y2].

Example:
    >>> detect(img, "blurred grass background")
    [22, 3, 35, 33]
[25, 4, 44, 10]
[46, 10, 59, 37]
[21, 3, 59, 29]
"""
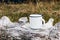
[0, 1, 60, 25]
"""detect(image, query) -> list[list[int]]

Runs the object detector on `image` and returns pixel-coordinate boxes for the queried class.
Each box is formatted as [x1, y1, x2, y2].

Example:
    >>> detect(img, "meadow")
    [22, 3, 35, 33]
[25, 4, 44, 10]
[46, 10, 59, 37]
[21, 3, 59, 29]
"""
[0, 1, 60, 25]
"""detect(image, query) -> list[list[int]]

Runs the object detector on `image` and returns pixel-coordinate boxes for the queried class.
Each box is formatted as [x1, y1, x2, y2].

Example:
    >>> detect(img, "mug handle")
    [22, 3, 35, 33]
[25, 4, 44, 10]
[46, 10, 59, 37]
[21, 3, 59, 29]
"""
[42, 19, 45, 25]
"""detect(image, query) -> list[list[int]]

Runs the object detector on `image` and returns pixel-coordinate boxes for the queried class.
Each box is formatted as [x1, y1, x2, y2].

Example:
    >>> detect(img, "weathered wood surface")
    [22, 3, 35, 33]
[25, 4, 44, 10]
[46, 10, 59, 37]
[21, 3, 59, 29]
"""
[0, 16, 60, 40]
[0, 25, 60, 40]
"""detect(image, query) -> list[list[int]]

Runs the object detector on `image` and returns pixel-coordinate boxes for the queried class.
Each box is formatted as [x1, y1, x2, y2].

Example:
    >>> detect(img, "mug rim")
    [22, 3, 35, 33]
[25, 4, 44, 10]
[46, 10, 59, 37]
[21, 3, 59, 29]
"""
[30, 14, 42, 17]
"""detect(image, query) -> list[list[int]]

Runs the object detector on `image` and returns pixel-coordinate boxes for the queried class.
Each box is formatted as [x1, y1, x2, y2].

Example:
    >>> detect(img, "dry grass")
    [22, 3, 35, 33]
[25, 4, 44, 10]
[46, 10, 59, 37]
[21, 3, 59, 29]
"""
[0, 2, 60, 24]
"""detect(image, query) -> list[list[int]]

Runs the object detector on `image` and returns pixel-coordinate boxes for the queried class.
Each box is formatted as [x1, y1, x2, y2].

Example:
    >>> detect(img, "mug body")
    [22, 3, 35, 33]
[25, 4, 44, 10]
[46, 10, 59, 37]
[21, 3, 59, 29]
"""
[29, 14, 42, 29]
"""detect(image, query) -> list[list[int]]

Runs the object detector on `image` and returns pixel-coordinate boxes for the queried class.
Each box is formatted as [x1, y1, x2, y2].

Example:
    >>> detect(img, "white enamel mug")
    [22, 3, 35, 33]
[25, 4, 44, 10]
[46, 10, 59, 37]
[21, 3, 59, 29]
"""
[29, 14, 45, 29]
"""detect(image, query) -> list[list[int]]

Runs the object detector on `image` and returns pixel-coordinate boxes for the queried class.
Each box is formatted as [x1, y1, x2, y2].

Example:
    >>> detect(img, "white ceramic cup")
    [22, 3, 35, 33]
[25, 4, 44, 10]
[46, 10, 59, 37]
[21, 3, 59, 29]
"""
[29, 14, 45, 29]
